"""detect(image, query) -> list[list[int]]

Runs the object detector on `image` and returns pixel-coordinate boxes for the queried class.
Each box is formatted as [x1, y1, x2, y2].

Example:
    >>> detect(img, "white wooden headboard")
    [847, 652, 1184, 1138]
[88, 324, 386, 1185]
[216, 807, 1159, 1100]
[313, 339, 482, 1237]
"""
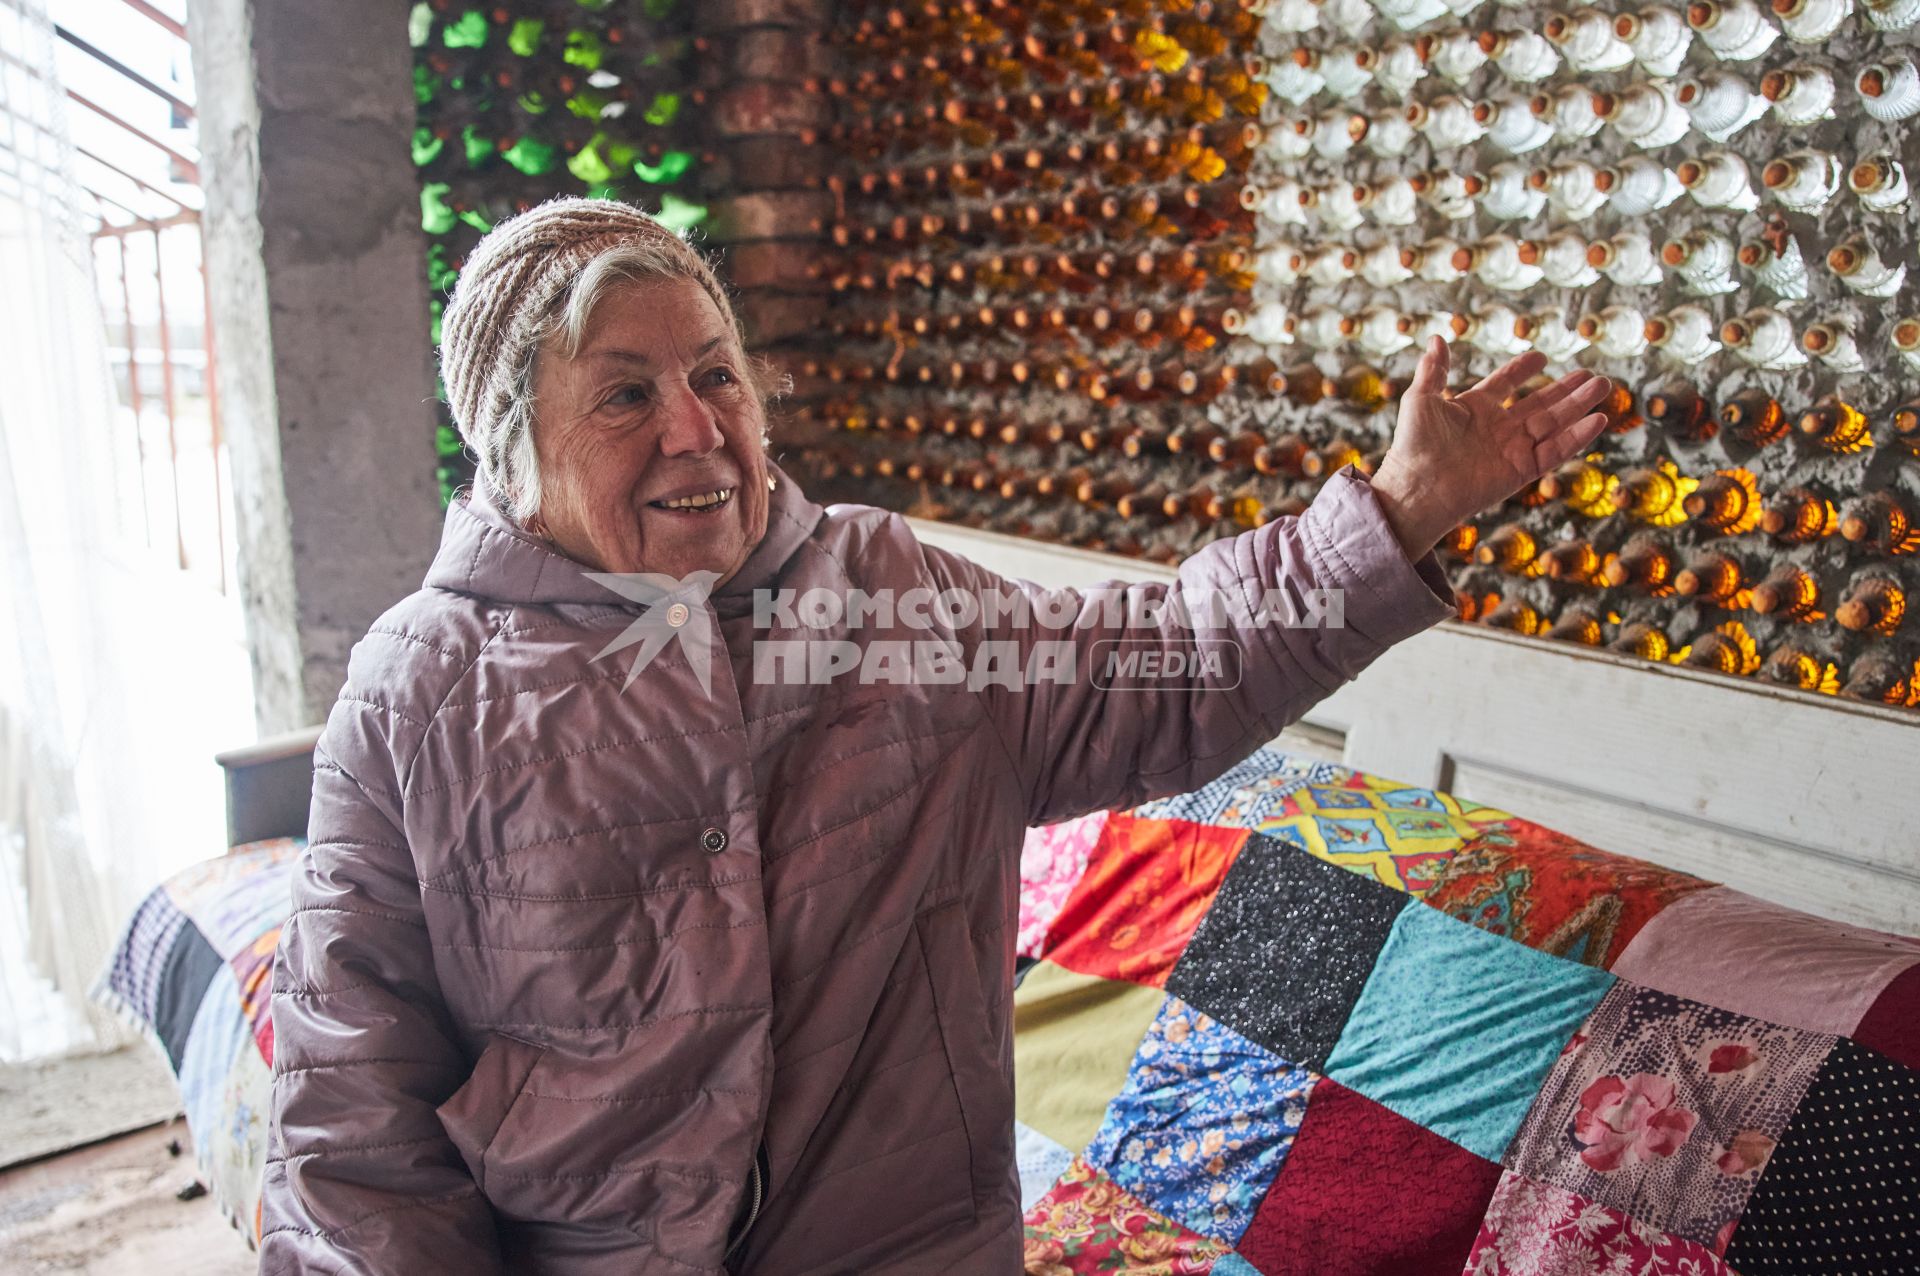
[910, 517, 1920, 937]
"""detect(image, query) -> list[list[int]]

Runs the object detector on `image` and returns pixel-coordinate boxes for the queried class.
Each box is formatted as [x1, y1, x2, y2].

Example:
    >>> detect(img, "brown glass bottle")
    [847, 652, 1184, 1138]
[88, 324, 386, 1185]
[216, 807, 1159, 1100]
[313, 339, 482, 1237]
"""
[1682, 470, 1761, 534]
[1545, 607, 1605, 645]
[1601, 534, 1676, 592]
[1834, 575, 1908, 634]
[1839, 652, 1918, 706]
[1799, 394, 1874, 454]
[1645, 383, 1716, 443]
[1838, 491, 1918, 552]
[1718, 388, 1790, 448]
[1475, 525, 1540, 572]
[1610, 621, 1673, 661]
[1540, 540, 1602, 583]
[1761, 487, 1837, 543]
[1672, 551, 1746, 603]
[1749, 564, 1822, 619]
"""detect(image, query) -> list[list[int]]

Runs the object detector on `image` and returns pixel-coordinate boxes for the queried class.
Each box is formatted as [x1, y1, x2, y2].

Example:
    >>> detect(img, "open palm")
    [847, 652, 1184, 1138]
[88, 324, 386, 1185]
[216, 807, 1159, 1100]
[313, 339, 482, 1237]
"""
[1369, 338, 1614, 557]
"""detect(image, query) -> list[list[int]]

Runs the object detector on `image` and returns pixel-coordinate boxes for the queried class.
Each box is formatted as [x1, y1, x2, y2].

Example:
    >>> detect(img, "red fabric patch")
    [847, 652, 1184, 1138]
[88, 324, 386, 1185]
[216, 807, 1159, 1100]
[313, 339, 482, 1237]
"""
[1236, 1078, 1501, 1276]
[1424, 817, 1714, 968]
[1853, 960, 1920, 1069]
[1042, 814, 1249, 988]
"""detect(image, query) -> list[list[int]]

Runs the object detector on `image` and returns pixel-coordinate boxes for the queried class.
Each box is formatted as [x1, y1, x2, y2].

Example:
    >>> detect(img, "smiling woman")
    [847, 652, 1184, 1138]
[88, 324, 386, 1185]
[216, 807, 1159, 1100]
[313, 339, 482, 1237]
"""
[256, 195, 1610, 1276]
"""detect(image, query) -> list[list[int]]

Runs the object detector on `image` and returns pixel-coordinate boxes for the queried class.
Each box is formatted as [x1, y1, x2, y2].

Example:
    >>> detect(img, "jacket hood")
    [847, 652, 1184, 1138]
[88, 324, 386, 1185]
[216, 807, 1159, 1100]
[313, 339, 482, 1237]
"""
[423, 457, 825, 609]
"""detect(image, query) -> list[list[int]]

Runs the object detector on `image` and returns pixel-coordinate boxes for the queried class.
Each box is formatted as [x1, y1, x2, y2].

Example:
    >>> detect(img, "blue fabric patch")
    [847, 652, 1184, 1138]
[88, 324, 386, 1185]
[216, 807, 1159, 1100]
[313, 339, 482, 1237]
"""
[1324, 902, 1615, 1162]
[1084, 995, 1315, 1245]
[1211, 1254, 1262, 1276]
[1014, 1120, 1074, 1211]
[1135, 747, 1318, 826]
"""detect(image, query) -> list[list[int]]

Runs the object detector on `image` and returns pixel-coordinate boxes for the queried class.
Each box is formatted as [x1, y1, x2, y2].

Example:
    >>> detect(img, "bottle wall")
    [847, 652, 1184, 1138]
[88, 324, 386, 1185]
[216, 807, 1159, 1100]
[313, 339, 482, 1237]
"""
[794, 0, 1920, 713]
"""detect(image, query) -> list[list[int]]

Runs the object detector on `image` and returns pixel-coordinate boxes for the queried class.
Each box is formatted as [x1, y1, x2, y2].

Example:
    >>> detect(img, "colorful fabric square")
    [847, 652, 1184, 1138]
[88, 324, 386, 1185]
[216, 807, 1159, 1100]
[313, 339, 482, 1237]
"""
[1042, 813, 1249, 988]
[1260, 775, 1509, 897]
[162, 838, 302, 961]
[1083, 995, 1313, 1245]
[1464, 1170, 1736, 1276]
[1236, 1077, 1502, 1276]
[1021, 1155, 1234, 1275]
[96, 885, 189, 1027]
[1016, 1120, 1076, 1211]
[1133, 747, 1323, 826]
[1506, 983, 1835, 1251]
[151, 923, 224, 1070]
[1723, 1038, 1920, 1273]
[1019, 812, 1108, 959]
[1166, 833, 1408, 1073]
[1208, 1256, 1259, 1276]
[1014, 961, 1169, 1153]
[1425, 817, 1715, 968]
[1610, 887, 1920, 1036]
[233, 923, 281, 1065]
[1851, 960, 1920, 1070]
[178, 967, 271, 1245]
[1324, 903, 1614, 1162]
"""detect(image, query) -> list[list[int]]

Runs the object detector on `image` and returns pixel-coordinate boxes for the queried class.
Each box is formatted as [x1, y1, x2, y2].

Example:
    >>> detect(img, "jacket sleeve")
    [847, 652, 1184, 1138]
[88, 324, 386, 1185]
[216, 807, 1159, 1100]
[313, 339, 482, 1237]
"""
[919, 467, 1456, 827]
[256, 706, 505, 1275]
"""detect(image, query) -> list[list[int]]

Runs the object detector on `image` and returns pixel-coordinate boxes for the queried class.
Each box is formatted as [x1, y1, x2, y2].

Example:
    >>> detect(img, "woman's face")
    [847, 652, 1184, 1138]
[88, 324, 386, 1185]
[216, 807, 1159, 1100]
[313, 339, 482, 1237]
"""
[529, 276, 771, 583]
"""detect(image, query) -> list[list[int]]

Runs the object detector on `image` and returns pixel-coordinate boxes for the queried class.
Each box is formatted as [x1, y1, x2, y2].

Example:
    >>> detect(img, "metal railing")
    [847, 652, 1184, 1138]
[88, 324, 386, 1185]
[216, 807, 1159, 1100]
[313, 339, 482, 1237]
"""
[46, 0, 227, 591]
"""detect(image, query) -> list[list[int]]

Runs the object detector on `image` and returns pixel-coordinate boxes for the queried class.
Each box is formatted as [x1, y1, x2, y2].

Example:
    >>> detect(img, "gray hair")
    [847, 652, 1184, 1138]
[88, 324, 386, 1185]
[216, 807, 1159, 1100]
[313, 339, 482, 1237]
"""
[461, 238, 784, 525]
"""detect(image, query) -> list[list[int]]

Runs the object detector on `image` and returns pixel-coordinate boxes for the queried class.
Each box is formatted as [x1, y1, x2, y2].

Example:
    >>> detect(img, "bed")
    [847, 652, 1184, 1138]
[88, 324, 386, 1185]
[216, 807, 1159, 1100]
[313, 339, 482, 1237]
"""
[92, 730, 1920, 1273]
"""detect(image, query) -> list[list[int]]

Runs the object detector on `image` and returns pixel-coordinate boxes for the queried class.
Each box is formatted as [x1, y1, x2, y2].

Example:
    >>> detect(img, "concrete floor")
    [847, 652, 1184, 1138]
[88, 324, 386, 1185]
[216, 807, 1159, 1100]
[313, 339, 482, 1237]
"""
[0, 1122, 256, 1275]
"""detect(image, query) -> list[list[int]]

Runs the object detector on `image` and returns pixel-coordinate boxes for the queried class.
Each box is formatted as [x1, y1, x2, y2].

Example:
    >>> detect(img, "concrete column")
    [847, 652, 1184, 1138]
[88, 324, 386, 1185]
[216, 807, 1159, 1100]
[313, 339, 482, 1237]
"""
[187, 0, 442, 732]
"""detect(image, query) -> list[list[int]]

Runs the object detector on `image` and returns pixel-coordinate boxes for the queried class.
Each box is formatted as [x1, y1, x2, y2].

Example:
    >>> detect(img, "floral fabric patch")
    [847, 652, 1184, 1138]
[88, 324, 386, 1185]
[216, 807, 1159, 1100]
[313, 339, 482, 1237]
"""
[1506, 983, 1835, 1251]
[1426, 818, 1713, 969]
[1464, 1170, 1736, 1276]
[1083, 996, 1313, 1245]
[1021, 1154, 1236, 1275]
[1019, 811, 1109, 958]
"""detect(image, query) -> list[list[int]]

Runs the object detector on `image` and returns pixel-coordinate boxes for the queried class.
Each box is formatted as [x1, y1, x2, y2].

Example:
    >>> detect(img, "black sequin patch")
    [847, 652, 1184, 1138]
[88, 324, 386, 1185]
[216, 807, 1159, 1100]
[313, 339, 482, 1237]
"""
[1165, 832, 1410, 1072]
[1725, 1037, 1920, 1274]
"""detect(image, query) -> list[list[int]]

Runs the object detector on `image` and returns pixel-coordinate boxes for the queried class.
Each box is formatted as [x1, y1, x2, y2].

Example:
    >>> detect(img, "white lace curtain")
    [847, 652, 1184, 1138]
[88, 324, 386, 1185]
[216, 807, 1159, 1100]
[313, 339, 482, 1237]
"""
[0, 0, 253, 1063]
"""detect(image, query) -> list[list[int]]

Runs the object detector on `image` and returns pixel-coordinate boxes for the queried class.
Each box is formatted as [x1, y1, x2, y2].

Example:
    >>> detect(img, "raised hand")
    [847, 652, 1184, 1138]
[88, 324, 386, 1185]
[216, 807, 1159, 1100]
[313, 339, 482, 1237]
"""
[1367, 337, 1614, 558]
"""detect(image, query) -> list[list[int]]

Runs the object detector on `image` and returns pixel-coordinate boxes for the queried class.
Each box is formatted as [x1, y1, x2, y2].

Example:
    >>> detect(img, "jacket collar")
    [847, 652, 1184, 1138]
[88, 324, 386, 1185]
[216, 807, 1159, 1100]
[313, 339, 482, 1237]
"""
[423, 458, 824, 608]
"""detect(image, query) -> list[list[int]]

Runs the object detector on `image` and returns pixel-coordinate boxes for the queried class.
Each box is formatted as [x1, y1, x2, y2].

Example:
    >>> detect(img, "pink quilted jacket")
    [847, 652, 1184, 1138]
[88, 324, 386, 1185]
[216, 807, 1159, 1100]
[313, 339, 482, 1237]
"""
[257, 459, 1453, 1274]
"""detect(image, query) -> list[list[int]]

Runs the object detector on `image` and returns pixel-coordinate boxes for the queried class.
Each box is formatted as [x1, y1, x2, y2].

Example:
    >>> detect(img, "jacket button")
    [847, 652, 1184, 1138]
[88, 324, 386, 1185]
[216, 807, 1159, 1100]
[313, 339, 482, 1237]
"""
[701, 827, 729, 854]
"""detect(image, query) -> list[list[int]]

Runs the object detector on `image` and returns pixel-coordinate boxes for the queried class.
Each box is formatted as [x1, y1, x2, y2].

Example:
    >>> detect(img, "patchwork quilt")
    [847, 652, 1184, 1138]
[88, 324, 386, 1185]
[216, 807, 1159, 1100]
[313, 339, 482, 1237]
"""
[1013, 748, 1920, 1275]
[90, 753, 1920, 1273]
[91, 836, 294, 1249]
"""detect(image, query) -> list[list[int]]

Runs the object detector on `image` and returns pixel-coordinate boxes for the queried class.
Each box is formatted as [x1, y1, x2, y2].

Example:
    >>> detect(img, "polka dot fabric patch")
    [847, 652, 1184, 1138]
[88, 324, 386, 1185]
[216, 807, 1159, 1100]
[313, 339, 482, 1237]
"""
[1724, 1037, 1920, 1274]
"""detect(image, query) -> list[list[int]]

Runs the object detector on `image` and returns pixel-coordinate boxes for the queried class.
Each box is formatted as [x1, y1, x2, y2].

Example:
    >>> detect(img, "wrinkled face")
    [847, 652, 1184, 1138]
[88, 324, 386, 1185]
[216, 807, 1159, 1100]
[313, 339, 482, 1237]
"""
[530, 276, 770, 583]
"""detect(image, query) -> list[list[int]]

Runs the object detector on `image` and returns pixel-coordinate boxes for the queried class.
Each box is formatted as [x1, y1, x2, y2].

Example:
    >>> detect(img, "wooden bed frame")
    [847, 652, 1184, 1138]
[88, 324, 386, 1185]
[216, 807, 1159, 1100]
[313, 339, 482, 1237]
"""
[213, 725, 322, 850]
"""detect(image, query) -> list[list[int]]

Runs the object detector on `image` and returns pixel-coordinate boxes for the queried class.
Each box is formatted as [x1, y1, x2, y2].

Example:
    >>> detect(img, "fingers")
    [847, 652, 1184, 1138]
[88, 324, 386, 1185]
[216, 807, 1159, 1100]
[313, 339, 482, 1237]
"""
[1536, 373, 1614, 433]
[1508, 368, 1595, 430]
[1406, 335, 1451, 397]
[1470, 350, 1549, 403]
[1535, 411, 1611, 473]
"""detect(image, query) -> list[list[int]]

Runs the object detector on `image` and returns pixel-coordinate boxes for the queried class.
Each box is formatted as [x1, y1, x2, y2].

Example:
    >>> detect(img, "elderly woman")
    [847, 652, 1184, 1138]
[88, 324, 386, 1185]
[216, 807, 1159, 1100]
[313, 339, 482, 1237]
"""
[258, 196, 1610, 1275]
